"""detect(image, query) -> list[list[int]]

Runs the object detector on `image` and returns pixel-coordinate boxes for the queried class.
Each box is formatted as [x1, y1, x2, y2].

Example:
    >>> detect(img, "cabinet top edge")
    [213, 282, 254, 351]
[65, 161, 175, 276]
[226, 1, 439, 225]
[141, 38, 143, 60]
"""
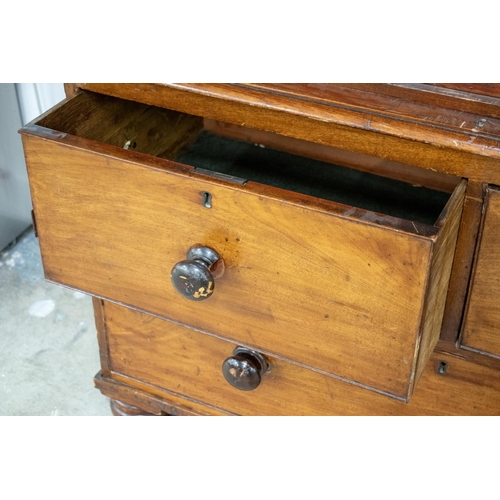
[70, 83, 500, 163]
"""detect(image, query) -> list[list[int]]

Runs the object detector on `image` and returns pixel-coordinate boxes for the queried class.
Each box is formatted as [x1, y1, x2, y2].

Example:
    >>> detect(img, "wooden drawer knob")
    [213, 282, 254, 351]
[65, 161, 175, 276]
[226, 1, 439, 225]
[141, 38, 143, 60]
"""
[222, 347, 269, 391]
[171, 245, 222, 301]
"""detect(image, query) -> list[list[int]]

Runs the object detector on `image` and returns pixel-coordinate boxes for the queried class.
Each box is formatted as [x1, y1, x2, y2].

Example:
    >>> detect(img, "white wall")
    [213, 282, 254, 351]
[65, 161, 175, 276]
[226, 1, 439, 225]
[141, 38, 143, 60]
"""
[16, 83, 66, 125]
[0, 83, 66, 249]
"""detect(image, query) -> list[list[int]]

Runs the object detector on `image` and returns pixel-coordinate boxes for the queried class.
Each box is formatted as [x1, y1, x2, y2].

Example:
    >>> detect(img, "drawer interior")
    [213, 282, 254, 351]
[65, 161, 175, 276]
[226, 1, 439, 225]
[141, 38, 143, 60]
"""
[38, 90, 458, 226]
[176, 131, 451, 225]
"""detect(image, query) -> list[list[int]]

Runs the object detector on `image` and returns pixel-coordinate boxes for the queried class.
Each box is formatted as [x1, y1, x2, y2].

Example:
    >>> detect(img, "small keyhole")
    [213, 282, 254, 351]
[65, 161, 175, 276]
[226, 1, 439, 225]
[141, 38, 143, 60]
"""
[202, 192, 212, 209]
[437, 361, 448, 375]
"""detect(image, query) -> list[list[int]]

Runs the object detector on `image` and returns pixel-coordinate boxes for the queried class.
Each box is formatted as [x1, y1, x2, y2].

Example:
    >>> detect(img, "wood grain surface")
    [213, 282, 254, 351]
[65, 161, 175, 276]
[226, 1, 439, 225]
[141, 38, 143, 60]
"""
[94, 372, 225, 416]
[462, 187, 500, 357]
[431, 84, 500, 99]
[75, 83, 500, 183]
[412, 180, 466, 387]
[102, 301, 500, 416]
[332, 84, 500, 118]
[204, 119, 460, 193]
[439, 182, 484, 342]
[38, 90, 202, 159]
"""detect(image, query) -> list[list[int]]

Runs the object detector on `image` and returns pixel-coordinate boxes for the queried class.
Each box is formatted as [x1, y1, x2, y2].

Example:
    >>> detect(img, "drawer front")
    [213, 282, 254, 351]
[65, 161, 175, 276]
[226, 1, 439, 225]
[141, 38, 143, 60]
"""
[103, 301, 500, 416]
[21, 91, 465, 399]
[462, 187, 500, 357]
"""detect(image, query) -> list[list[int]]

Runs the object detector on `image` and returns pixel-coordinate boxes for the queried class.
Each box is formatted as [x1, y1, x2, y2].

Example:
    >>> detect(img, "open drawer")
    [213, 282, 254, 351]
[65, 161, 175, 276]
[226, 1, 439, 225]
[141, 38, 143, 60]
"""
[20, 90, 466, 401]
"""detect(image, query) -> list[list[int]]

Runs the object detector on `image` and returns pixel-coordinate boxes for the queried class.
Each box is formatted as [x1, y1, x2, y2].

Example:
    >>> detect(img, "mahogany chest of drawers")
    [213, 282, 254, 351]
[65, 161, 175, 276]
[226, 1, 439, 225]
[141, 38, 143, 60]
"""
[20, 83, 500, 415]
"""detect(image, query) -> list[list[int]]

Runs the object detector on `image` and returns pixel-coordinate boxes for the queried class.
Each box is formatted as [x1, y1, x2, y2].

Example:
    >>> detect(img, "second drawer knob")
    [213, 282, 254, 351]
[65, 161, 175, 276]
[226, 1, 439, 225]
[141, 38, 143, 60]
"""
[222, 348, 269, 391]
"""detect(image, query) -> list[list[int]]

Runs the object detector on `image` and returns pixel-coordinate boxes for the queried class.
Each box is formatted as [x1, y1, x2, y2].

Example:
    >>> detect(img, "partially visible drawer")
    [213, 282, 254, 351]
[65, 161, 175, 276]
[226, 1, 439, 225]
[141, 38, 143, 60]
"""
[20, 90, 466, 400]
[462, 186, 500, 357]
[101, 301, 500, 416]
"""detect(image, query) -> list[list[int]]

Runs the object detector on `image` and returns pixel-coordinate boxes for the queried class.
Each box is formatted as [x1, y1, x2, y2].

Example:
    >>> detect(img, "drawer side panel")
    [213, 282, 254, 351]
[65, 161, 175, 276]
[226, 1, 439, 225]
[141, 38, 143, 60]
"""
[411, 180, 466, 395]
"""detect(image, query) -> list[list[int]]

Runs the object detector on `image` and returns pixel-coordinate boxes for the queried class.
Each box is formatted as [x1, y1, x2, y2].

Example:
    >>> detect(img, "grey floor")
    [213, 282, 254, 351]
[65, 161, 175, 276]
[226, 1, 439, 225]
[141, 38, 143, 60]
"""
[0, 228, 111, 415]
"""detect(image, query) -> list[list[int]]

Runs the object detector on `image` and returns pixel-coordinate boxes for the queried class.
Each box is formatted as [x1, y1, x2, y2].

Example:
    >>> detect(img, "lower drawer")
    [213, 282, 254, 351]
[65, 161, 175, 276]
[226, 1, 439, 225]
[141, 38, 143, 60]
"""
[101, 301, 500, 416]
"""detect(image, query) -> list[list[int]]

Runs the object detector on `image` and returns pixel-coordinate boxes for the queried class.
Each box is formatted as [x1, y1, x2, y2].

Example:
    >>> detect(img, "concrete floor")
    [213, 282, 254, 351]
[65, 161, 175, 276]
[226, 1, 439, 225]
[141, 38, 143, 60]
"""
[0, 228, 111, 415]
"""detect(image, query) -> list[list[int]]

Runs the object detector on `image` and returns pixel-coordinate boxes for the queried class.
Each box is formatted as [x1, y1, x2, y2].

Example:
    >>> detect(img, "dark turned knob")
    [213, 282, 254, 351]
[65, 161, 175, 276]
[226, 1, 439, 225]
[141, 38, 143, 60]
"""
[171, 245, 222, 301]
[222, 347, 269, 391]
